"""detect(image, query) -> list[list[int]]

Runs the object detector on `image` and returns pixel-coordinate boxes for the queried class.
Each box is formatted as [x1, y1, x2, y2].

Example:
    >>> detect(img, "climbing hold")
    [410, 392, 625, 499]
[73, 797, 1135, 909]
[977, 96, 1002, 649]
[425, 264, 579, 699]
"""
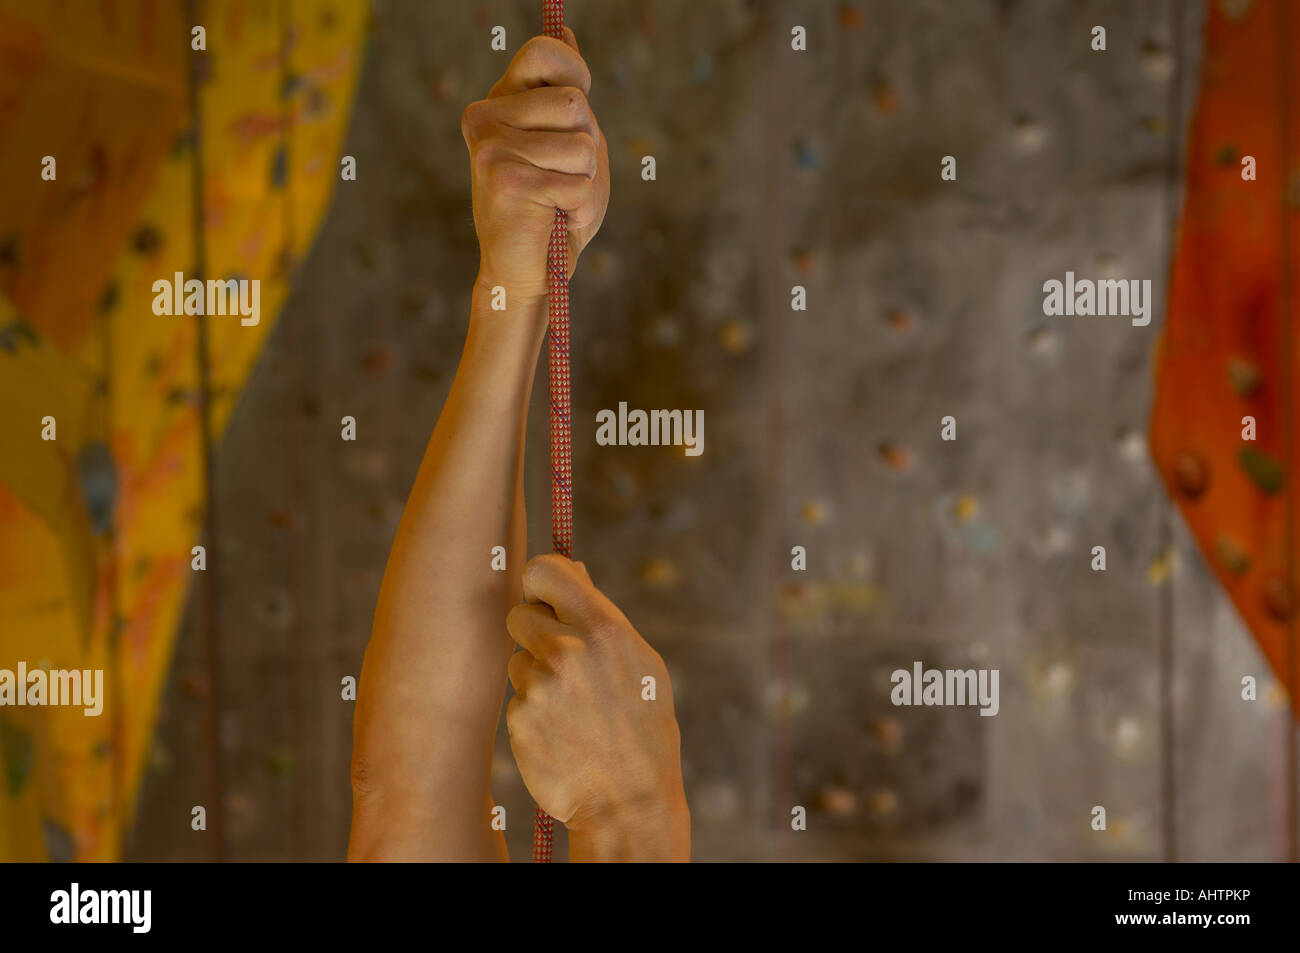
[1141, 40, 1174, 81]
[1012, 116, 1045, 154]
[1238, 446, 1283, 494]
[954, 495, 979, 524]
[885, 308, 912, 332]
[1215, 535, 1251, 575]
[869, 716, 903, 751]
[1227, 357, 1262, 397]
[1146, 549, 1177, 585]
[1172, 450, 1209, 499]
[717, 319, 752, 354]
[869, 789, 899, 818]
[640, 556, 679, 589]
[821, 785, 857, 818]
[837, 5, 865, 30]
[793, 137, 822, 170]
[790, 247, 816, 274]
[1262, 574, 1293, 622]
[1214, 143, 1239, 167]
[877, 441, 912, 472]
[132, 224, 163, 255]
[76, 441, 118, 536]
[1141, 116, 1168, 136]
[800, 499, 828, 526]
[869, 75, 897, 114]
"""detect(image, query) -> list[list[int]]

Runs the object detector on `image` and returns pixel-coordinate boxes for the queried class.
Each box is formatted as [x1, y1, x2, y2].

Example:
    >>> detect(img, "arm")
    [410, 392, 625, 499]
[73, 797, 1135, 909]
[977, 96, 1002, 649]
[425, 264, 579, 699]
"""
[348, 284, 543, 862]
[348, 29, 608, 861]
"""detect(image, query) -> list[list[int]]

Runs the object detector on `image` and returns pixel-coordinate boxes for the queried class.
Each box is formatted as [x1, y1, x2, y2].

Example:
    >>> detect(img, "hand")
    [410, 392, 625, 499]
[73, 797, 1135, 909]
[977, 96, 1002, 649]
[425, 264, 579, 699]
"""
[462, 29, 611, 306]
[506, 555, 690, 861]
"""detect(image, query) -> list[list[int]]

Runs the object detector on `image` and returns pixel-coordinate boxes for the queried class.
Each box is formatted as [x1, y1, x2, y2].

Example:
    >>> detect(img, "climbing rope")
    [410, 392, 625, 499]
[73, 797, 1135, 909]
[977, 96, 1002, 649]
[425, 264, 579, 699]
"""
[534, 0, 569, 864]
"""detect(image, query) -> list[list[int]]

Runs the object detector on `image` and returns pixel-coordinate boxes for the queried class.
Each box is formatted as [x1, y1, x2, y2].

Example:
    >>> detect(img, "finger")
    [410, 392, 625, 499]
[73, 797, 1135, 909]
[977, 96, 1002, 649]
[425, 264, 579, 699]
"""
[489, 35, 591, 98]
[492, 125, 598, 178]
[506, 695, 528, 741]
[506, 601, 563, 659]
[507, 648, 536, 695]
[467, 86, 599, 145]
[522, 554, 604, 628]
[490, 160, 595, 216]
[563, 179, 603, 229]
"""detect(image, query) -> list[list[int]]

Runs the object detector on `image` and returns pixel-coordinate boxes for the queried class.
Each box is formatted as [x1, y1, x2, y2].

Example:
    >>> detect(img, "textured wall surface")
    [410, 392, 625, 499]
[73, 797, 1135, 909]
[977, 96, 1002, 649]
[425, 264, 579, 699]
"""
[128, 0, 1298, 862]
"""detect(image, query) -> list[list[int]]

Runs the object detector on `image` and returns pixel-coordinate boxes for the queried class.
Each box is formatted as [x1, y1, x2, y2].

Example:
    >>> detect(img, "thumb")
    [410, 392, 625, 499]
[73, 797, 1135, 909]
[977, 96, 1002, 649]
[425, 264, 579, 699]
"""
[562, 26, 579, 51]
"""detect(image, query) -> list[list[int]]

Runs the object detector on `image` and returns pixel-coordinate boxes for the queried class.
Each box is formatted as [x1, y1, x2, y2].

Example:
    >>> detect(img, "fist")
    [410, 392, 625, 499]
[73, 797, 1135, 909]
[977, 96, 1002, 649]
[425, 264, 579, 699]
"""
[506, 555, 689, 860]
[461, 29, 611, 304]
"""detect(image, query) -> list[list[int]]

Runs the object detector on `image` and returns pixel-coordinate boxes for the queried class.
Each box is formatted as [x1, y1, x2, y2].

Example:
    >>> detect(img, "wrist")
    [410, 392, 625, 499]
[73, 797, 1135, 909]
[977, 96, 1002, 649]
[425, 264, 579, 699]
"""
[567, 786, 691, 863]
[472, 266, 548, 324]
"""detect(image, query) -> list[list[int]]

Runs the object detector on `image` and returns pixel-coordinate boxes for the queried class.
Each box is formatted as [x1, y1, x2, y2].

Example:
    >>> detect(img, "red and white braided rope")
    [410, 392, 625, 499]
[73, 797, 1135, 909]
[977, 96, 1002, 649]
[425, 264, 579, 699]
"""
[535, 0, 568, 865]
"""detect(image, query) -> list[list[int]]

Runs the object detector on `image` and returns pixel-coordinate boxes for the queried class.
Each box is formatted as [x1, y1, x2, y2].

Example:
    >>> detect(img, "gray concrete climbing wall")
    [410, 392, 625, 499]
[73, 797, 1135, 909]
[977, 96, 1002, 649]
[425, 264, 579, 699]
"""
[128, 0, 1298, 862]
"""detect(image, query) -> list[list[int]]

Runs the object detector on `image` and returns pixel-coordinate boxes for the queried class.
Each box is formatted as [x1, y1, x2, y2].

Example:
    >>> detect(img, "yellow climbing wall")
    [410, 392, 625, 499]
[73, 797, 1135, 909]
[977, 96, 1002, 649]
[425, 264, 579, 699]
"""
[0, 0, 367, 861]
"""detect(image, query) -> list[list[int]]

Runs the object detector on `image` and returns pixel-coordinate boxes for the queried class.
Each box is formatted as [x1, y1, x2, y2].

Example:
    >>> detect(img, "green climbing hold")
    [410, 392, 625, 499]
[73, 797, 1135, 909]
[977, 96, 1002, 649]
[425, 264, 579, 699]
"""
[0, 716, 34, 797]
[1238, 446, 1284, 494]
[1214, 534, 1251, 575]
[266, 749, 297, 779]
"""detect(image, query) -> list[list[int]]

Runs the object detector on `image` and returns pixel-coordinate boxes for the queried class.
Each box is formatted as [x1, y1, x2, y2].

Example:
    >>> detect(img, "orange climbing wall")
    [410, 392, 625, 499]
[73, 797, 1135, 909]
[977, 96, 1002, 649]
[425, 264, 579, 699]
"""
[1149, 0, 1299, 715]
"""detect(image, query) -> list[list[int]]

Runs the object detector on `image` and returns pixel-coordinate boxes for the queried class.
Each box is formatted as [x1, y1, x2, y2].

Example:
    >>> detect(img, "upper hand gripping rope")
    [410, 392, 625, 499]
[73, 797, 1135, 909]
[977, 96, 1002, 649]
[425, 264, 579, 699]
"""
[535, 0, 570, 864]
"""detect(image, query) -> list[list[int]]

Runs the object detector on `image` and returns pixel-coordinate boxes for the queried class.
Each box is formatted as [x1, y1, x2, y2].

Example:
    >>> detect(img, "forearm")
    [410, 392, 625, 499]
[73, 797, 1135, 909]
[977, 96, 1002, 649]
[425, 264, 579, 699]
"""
[349, 273, 546, 861]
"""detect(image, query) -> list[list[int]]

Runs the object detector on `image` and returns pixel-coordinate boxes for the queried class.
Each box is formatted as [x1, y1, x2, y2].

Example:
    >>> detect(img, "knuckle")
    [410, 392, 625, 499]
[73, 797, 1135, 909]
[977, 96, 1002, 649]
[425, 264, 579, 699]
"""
[569, 181, 598, 219]
[549, 636, 588, 679]
[557, 86, 588, 120]
[543, 644, 568, 679]
[519, 35, 550, 57]
[589, 614, 623, 644]
[505, 697, 528, 735]
[471, 139, 501, 176]
[573, 132, 598, 172]
[492, 161, 531, 195]
[460, 100, 486, 140]
[532, 642, 559, 672]
[651, 651, 671, 683]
